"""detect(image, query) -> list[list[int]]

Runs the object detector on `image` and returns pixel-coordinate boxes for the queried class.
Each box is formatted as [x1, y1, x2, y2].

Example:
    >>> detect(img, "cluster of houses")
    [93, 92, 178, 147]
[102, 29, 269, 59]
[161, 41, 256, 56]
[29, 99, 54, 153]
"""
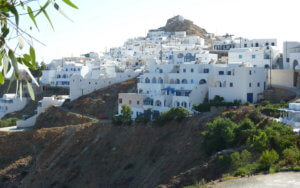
[2, 16, 300, 130]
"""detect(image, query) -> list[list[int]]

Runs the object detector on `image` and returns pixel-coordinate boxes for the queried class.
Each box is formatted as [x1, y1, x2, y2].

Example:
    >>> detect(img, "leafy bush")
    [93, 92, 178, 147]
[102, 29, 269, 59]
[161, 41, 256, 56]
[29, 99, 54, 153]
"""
[112, 105, 132, 126]
[135, 109, 152, 124]
[193, 103, 210, 113]
[202, 118, 238, 154]
[156, 106, 189, 126]
[247, 130, 269, 152]
[233, 163, 257, 176]
[259, 149, 279, 171]
[261, 100, 270, 107]
[282, 147, 300, 166]
[244, 102, 250, 106]
[0, 118, 19, 128]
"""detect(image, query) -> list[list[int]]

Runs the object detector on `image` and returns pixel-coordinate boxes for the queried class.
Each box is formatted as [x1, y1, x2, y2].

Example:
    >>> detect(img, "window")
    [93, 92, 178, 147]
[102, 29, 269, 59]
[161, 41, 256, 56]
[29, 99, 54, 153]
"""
[249, 83, 252, 87]
[183, 68, 186, 73]
[257, 82, 260, 87]
[204, 68, 209, 73]
[266, 42, 269, 46]
[271, 42, 275, 46]
[255, 43, 259, 47]
[137, 101, 140, 105]
[227, 71, 231, 75]
[239, 55, 243, 59]
[159, 69, 163, 73]
[249, 70, 252, 75]
[244, 44, 247, 47]
[119, 99, 122, 104]
[252, 55, 256, 59]
[129, 100, 132, 105]
[191, 68, 194, 73]
[230, 82, 233, 87]
[287, 58, 290, 63]
[219, 71, 224, 75]
[191, 79, 194, 84]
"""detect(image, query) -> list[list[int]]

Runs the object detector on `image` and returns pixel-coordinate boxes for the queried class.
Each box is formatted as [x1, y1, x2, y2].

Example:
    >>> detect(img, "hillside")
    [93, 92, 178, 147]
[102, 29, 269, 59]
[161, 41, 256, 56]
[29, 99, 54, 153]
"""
[63, 79, 137, 118]
[159, 15, 209, 39]
[0, 111, 221, 187]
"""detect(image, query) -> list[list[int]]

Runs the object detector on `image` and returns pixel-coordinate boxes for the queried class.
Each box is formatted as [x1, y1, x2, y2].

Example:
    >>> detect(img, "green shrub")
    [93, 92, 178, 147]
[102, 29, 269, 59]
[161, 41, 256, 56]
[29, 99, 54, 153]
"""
[283, 147, 300, 166]
[202, 118, 238, 154]
[259, 149, 279, 171]
[193, 103, 210, 113]
[230, 152, 241, 169]
[261, 100, 270, 107]
[156, 106, 189, 125]
[244, 102, 250, 106]
[247, 130, 269, 152]
[0, 118, 19, 128]
[112, 105, 132, 126]
[135, 109, 152, 124]
[233, 163, 257, 176]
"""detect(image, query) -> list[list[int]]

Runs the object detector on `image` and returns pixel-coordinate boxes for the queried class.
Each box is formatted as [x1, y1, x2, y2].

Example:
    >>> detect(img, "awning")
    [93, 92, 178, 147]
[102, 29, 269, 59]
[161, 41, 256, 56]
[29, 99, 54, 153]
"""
[144, 98, 154, 102]
[174, 89, 192, 93]
[162, 88, 175, 92]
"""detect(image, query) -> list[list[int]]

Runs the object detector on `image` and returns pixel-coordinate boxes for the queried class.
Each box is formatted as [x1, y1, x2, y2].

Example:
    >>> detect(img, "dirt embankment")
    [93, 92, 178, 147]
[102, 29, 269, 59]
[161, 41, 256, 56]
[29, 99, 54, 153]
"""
[34, 107, 95, 129]
[63, 79, 137, 118]
[0, 110, 222, 188]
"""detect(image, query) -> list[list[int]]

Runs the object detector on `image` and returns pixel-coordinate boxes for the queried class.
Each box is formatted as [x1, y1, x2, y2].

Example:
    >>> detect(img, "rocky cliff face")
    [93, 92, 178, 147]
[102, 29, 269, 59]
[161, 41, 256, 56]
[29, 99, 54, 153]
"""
[159, 15, 209, 39]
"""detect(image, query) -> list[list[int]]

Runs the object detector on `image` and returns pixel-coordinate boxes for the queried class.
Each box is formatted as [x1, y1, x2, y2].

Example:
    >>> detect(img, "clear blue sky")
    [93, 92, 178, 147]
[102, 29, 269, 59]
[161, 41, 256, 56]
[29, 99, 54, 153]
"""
[19, 0, 300, 62]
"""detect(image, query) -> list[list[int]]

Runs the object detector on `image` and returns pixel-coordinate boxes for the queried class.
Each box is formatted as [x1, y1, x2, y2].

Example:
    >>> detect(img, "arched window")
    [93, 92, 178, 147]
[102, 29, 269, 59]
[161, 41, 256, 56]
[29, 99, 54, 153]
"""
[181, 101, 187, 108]
[152, 77, 157, 83]
[176, 79, 180, 84]
[175, 101, 180, 107]
[182, 79, 188, 84]
[158, 77, 163, 84]
[63, 74, 67, 78]
[155, 100, 162, 106]
[57, 74, 61, 78]
[264, 64, 270, 69]
[145, 77, 150, 83]
[199, 79, 207, 85]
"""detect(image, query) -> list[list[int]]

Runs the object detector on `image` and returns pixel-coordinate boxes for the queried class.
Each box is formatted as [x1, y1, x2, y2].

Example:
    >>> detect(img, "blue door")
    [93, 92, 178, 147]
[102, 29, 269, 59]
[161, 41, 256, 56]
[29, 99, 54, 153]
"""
[247, 93, 253, 103]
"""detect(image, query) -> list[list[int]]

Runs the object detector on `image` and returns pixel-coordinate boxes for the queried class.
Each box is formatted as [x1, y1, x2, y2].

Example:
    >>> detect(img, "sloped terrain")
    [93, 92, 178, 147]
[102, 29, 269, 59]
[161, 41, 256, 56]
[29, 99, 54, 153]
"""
[34, 107, 96, 129]
[0, 110, 222, 188]
[63, 79, 137, 118]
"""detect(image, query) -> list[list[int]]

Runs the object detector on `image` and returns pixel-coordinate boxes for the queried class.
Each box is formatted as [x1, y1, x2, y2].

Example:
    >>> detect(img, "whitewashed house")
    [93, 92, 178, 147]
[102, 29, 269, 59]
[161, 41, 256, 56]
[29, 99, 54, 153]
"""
[70, 67, 139, 101]
[228, 46, 280, 68]
[16, 95, 69, 128]
[0, 94, 28, 119]
[118, 62, 268, 119]
[208, 64, 267, 103]
[283, 41, 300, 70]
[41, 61, 90, 87]
[279, 103, 300, 132]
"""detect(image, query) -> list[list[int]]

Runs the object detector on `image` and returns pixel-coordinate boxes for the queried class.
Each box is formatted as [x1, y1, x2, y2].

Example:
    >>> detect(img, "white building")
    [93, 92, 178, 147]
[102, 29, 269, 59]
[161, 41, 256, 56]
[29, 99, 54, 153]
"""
[228, 46, 280, 68]
[0, 94, 28, 119]
[41, 61, 90, 87]
[279, 103, 300, 132]
[283, 41, 300, 70]
[208, 64, 267, 103]
[70, 68, 140, 101]
[118, 63, 267, 119]
[16, 95, 69, 128]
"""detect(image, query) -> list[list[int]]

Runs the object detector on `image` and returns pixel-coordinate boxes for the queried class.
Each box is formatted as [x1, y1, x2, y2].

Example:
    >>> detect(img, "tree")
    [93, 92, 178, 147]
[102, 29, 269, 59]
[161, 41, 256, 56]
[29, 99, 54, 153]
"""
[259, 149, 279, 171]
[0, 0, 78, 100]
[31, 61, 46, 78]
[120, 104, 132, 125]
[230, 152, 241, 169]
[202, 118, 238, 154]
